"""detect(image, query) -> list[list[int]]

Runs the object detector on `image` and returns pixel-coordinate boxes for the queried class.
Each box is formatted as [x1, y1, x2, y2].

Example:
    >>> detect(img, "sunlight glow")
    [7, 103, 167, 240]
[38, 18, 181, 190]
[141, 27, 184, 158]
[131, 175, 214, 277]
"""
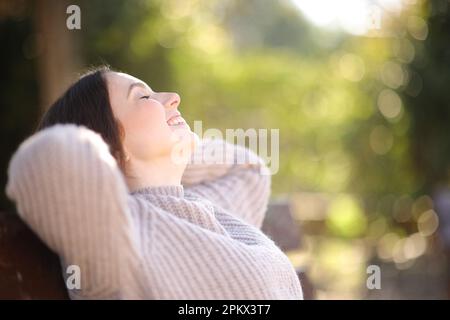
[291, 0, 404, 35]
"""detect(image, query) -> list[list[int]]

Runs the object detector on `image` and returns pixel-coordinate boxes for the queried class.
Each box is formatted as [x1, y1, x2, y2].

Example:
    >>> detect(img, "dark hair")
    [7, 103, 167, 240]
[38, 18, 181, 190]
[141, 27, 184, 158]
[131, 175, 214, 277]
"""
[36, 65, 127, 171]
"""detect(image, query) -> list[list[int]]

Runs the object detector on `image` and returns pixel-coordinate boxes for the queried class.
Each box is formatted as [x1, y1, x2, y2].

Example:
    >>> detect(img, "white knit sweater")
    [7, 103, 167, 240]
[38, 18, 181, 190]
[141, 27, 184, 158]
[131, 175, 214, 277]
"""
[5, 124, 303, 300]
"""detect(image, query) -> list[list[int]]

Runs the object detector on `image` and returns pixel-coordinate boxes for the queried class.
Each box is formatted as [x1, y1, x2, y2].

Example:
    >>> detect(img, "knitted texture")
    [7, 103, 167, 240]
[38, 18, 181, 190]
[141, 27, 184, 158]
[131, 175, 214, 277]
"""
[6, 124, 303, 300]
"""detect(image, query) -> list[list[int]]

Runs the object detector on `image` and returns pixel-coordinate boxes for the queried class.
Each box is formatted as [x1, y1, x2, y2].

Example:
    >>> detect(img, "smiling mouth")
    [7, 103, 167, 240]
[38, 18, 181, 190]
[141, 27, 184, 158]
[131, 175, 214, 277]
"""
[167, 115, 187, 126]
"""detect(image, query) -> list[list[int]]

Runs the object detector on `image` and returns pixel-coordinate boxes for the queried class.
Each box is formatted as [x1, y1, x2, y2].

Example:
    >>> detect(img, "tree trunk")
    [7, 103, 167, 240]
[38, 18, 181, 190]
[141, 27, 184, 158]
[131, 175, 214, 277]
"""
[34, 0, 81, 112]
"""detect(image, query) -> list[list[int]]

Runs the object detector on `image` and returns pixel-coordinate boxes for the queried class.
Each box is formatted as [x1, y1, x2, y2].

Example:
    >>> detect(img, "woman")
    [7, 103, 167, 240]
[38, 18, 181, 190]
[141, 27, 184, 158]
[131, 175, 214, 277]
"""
[6, 66, 303, 299]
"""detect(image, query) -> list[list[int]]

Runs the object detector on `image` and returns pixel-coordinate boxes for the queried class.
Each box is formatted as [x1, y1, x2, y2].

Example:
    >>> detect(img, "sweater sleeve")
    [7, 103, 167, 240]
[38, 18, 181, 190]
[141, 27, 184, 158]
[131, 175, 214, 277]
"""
[182, 138, 271, 229]
[5, 124, 144, 299]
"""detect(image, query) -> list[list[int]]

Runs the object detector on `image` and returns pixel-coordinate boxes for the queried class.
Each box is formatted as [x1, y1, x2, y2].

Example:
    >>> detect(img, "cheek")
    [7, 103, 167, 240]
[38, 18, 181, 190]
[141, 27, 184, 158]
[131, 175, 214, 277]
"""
[121, 102, 175, 157]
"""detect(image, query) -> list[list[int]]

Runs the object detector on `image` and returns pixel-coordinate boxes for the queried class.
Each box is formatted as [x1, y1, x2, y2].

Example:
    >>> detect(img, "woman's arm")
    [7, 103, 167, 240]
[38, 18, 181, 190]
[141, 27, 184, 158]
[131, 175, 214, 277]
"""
[5, 124, 143, 299]
[182, 138, 271, 229]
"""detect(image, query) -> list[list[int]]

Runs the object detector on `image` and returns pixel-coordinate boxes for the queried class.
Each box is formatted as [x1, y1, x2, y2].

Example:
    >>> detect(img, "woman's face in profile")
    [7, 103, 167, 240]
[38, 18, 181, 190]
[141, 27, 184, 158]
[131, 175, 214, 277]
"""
[106, 72, 196, 163]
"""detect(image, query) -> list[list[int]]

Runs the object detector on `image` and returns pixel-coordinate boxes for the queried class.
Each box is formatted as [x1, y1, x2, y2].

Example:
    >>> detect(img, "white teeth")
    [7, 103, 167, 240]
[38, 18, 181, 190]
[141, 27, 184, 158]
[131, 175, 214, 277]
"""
[167, 116, 185, 126]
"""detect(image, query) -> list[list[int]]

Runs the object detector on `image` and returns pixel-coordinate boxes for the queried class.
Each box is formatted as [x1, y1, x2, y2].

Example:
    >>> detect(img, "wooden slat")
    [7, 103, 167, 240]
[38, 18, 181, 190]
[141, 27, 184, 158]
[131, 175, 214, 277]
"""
[262, 200, 302, 251]
[0, 211, 69, 299]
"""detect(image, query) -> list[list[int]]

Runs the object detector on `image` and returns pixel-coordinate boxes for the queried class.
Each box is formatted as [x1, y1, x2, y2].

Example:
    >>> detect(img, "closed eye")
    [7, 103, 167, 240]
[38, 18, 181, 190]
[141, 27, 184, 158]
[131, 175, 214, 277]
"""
[140, 95, 150, 100]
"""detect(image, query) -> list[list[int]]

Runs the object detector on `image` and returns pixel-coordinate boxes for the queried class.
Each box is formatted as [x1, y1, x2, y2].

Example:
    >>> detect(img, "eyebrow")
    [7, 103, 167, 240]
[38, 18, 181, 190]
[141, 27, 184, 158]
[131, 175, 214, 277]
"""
[127, 82, 148, 98]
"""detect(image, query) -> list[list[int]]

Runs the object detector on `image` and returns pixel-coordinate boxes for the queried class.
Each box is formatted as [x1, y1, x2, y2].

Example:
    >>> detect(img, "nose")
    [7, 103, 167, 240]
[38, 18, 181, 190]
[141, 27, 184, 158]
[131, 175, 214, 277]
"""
[160, 92, 180, 109]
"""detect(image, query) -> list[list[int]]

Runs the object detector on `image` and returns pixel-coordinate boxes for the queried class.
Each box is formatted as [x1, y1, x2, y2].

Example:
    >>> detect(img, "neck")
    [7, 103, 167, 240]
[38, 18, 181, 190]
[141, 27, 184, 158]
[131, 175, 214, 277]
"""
[124, 155, 186, 192]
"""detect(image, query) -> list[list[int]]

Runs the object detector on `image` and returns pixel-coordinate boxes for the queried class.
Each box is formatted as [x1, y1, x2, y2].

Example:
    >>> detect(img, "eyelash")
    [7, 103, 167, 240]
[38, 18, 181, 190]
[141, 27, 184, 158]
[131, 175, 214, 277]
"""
[140, 95, 150, 100]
